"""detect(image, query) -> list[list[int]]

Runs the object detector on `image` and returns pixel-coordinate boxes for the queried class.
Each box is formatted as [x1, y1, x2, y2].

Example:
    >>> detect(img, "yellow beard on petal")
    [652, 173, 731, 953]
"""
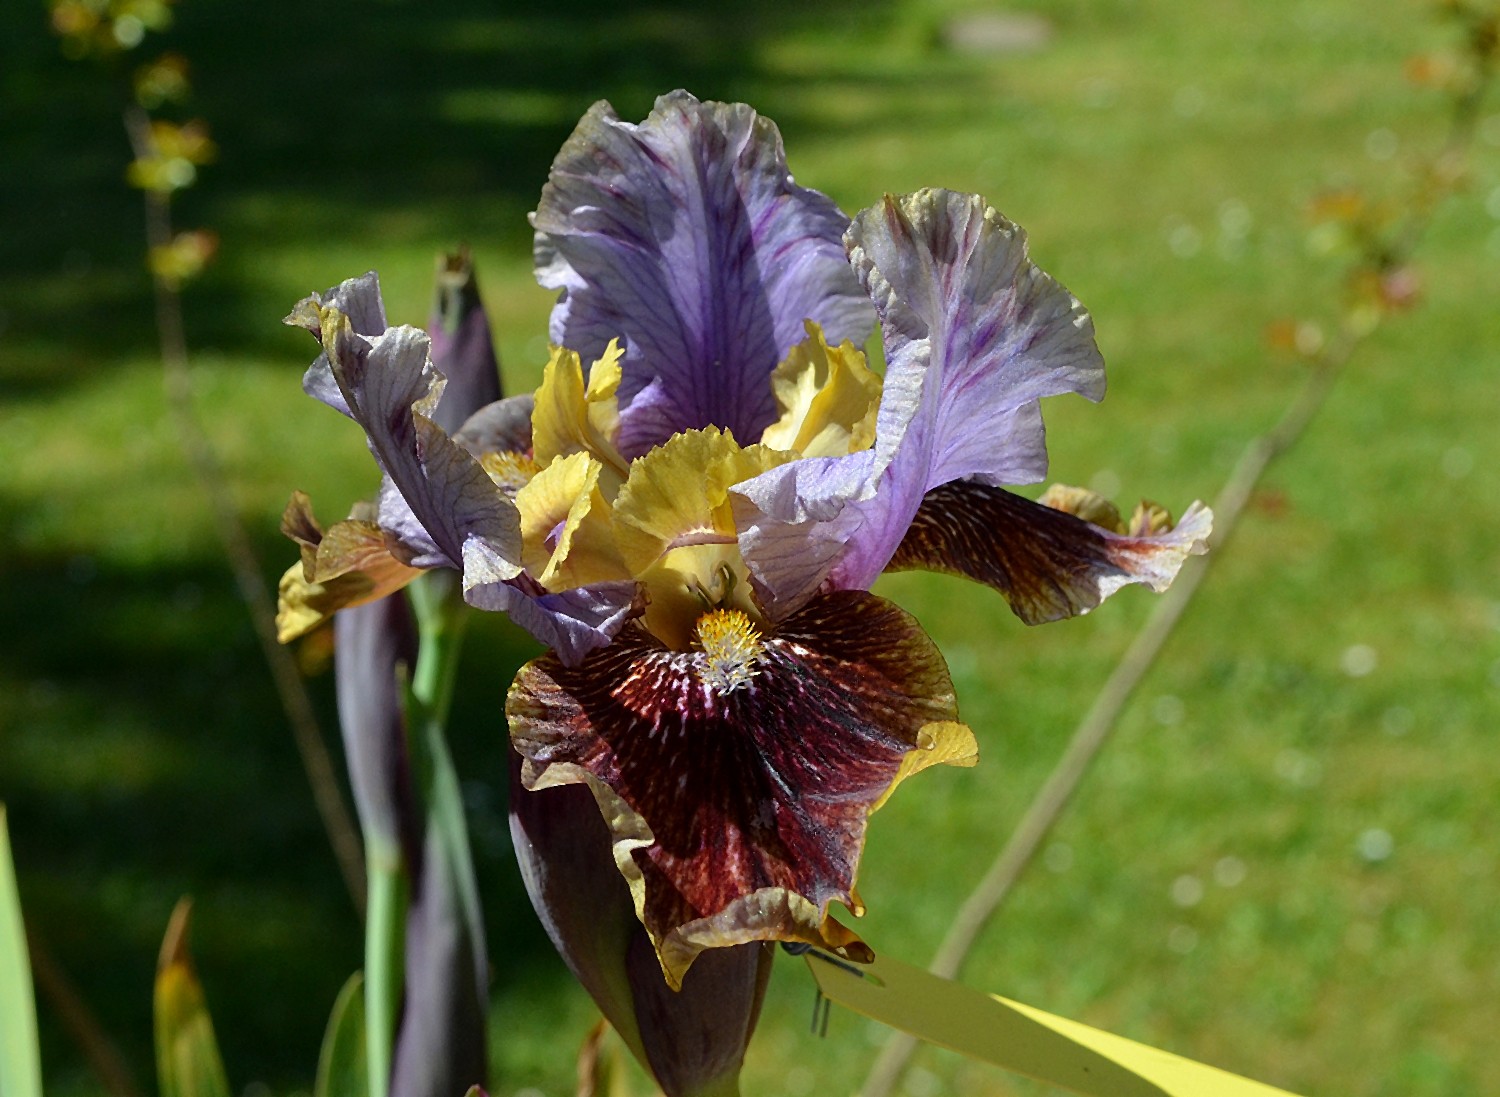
[613, 428, 793, 648]
[480, 450, 542, 495]
[693, 608, 764, 693]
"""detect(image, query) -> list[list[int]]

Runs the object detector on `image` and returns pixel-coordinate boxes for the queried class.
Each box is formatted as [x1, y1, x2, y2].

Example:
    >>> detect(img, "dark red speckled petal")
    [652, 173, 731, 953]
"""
[886, 480, 1212, 625]
[506, 589, 971, 986]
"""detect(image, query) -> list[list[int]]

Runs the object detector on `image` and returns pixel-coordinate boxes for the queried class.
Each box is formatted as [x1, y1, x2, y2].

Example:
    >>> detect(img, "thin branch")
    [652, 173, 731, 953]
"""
[123, 105, 366, 913]
[26, 928, 142, 1097]
[859, 35, 1493, 1097]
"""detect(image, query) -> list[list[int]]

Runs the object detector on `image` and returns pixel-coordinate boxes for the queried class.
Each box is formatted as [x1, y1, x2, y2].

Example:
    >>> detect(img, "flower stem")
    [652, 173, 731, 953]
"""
[377, 572, 488, 1089]
[121, 105, 366, 912]
[363, 839, 407, 1097]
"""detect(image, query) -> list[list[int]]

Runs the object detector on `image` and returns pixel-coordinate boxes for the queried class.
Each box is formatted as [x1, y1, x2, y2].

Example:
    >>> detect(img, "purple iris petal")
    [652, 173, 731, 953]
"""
[734, 189, 1105, 609]
[299, 270, 385, 419]
[287, 275, 522, 580]
[532, 90, 875, 458]
[429, 249, 505, 436]
[463, 568, 641, 666]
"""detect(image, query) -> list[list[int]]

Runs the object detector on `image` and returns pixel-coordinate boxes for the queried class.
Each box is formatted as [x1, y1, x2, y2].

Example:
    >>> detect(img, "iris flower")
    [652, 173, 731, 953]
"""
[280, 90, 1209, 1090]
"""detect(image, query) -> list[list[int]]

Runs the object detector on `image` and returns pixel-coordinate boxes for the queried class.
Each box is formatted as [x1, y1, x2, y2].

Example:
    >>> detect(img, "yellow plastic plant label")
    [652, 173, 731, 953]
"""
[804, 950, 1305, 1097]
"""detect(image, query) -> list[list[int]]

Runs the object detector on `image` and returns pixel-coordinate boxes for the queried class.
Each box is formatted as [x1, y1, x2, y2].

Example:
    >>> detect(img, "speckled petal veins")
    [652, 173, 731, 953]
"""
[886, 480, 1213, 624]
[532, 90, 876, 459]
[506, 589, 976, 986]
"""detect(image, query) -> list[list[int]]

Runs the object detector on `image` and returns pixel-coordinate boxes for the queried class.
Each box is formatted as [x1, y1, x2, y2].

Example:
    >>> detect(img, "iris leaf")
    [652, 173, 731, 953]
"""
[314, 972, 369, 1097]
[154, 899, 231, 1097]
[0, 806, 42, 1097]
[807, 950, 1304, 1097]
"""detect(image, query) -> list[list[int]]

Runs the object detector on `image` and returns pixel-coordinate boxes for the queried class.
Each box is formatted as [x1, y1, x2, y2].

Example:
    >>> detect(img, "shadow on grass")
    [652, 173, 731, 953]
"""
[0, 501, 558, 1090]
[0, 0, 937, 387]
[0, 0, 966, 1087]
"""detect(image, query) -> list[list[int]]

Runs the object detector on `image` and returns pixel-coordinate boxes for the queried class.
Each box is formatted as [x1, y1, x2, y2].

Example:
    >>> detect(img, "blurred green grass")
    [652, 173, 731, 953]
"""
[2, 0, 1498, 1095]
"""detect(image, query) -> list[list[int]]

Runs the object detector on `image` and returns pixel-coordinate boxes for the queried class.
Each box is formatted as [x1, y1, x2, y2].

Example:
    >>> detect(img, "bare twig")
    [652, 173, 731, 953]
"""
[860, 30, 1493, 1097]
[123, 105, 366, 912]
[26, 928, 143, 1097]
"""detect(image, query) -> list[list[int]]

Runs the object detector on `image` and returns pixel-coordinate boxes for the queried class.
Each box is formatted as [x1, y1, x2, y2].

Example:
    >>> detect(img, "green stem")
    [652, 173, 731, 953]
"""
[406, 571, 486, 990]
[362, 573, 473, 1097]
[363, 840, 407, 1097]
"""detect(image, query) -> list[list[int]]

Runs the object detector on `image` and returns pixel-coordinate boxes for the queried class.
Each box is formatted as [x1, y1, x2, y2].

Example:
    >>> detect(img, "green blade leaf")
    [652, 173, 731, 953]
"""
[0, 805, 43, 1097]
[154, 899, 231, 1097]
[315, 972, 368, 1097]
[806, 950, 1304, 1097]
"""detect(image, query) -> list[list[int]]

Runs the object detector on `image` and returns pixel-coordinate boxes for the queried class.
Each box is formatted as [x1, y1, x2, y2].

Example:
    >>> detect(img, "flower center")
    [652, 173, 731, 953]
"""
[481, 450, 541, 494]
[694, 608, 764, 694]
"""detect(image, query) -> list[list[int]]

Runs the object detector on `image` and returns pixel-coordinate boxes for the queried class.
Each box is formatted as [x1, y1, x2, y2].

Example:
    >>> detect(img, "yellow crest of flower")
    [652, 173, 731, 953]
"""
[613, 428, 794, 648]
[530, 341, 630, 491]
[760, 320, 881, 458]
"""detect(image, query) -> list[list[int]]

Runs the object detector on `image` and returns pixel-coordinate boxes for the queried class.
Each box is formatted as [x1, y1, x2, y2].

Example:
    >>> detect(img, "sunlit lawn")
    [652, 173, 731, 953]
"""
[3, 0, 1498, 1095]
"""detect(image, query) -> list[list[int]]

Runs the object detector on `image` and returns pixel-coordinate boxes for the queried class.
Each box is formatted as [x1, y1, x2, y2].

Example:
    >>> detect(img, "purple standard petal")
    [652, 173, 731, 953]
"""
[286, 277, 522, 578]
[463, 569, 642, 667]
[429, 248, 505, 436]
[533, 90, 875, 458]
[509, 756, 773, 1097]
[734, 189, 1105, 610]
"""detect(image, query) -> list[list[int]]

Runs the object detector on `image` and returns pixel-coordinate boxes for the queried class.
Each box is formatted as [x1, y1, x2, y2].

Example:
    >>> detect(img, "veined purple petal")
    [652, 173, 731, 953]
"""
[463, 568, 641, 666]
[286, 276, 523, 581]
[296, 271, 386, 419]
[734, 189, 1104, 608]
[507, 590, 972, 985]
[533, 90, 875, 458]
[429, 249, 505, 436]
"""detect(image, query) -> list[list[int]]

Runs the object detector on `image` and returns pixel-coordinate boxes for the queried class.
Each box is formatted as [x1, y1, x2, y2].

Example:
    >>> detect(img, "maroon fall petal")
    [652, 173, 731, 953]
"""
[509, 759, 773, 1097]
[507, 589, 962, 982]
[885, 480, 1212, 625]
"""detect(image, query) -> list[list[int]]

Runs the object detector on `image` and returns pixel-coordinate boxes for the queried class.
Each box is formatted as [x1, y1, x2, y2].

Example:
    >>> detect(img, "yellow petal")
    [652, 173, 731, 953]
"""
[759, 319, 881, 458]
[1036, 483, 1127, 533]
[870, 721, 978, 812]
[612, 428, 794, 645]
[514, 451, 630, 592]
[612, 427, 792, 574]
[274, 507, 423, 642]
[532, 342, 629, 488]
[275, 552, 422, 643]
